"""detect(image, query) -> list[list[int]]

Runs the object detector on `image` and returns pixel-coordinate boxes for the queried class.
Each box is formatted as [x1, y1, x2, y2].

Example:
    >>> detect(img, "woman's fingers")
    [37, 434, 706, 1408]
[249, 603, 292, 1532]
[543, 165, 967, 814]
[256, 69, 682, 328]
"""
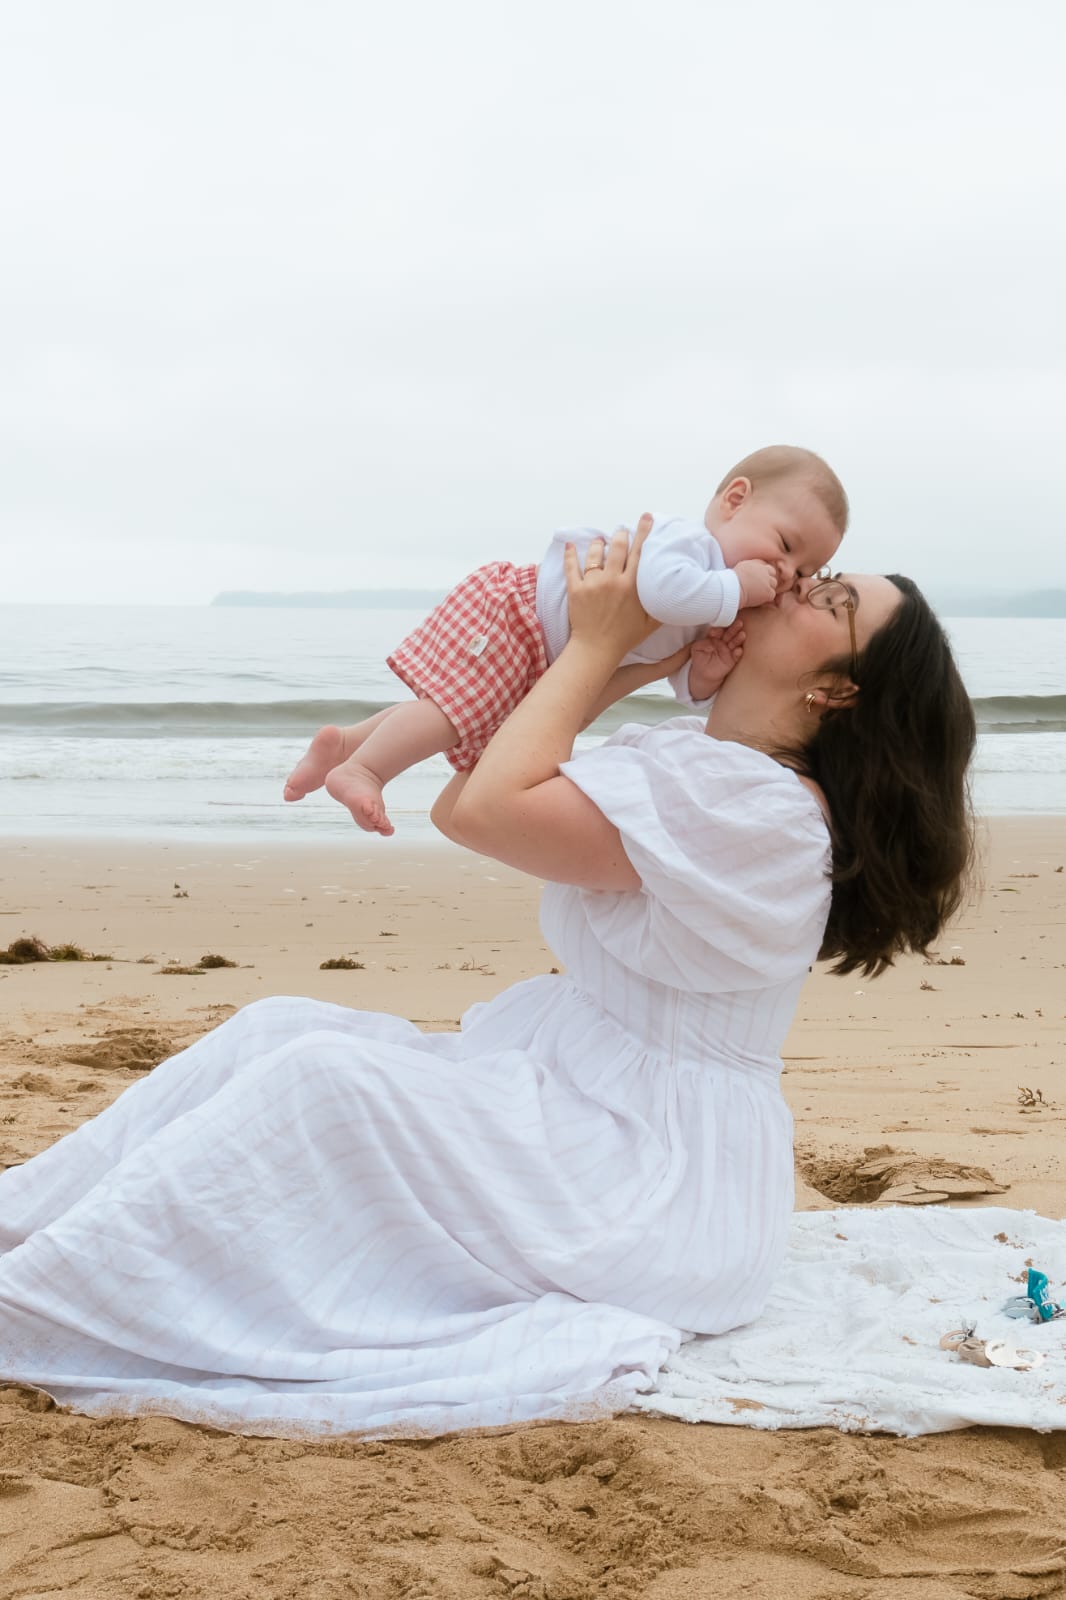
[564, 537, 612, 582]
[570, 517, 653, 580]
[601, 513, 653, 574]
[602, 526, 630, 572]
[562, 514, 657, 654]
[585, 535, 608, 572]
[629, 513, 653, 562]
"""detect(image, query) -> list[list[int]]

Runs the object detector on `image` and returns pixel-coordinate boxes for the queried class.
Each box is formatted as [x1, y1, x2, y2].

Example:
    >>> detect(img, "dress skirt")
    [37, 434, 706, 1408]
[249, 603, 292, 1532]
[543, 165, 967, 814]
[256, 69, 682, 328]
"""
[0, 982, 793, 1438]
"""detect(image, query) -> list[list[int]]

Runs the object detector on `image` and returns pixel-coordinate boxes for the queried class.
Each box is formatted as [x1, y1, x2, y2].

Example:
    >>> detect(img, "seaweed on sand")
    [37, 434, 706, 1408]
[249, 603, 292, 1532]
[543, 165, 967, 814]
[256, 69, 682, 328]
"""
[0, 937, 112, 965]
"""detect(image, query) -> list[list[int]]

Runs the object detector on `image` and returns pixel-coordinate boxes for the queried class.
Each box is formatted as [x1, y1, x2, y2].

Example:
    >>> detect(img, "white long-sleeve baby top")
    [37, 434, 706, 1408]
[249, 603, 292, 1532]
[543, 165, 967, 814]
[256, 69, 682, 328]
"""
[535, 516, 740, 710]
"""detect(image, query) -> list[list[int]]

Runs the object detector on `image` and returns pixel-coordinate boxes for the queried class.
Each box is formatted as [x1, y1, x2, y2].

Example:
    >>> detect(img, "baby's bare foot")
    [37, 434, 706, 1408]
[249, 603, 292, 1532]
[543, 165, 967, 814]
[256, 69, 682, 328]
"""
[325, 760, 395, 836]
[284, 726, 348, 801]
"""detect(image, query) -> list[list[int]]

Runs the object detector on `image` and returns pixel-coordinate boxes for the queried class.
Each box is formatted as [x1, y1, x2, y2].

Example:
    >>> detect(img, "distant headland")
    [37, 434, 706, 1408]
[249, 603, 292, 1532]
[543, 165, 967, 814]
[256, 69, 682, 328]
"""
[211, 586, 1066, 617]
[926, 588, 1066, 618]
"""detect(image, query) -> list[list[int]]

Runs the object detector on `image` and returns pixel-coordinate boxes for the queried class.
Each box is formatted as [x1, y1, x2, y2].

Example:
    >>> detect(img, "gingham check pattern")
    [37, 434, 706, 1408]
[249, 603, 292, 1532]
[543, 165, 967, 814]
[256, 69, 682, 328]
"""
[387, 561, 547, 770]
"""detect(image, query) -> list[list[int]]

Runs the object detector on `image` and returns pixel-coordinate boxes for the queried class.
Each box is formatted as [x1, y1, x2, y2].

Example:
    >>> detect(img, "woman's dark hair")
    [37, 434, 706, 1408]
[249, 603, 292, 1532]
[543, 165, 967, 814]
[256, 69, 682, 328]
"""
[786, 576, 977, 976]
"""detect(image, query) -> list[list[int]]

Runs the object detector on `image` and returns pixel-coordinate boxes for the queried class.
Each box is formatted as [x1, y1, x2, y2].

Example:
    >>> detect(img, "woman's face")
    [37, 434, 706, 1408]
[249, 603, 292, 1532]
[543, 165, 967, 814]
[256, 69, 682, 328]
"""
[739, 572, 903, 688]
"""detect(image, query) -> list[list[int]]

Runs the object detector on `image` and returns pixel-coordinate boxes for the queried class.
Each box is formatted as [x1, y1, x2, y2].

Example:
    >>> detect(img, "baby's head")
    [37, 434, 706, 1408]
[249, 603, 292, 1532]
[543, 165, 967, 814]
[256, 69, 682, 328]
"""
[705, 445, 848, 588]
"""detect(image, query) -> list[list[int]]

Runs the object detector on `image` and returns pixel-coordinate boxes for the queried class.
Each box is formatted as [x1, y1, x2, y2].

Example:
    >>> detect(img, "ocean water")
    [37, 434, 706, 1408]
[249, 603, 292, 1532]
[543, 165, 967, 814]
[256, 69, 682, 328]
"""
[2, 604, 1065, 840]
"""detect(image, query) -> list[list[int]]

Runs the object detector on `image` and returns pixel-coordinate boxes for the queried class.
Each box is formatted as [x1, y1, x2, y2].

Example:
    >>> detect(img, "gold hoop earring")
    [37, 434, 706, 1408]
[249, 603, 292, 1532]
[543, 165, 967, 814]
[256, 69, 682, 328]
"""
[804, 692, 818, 715]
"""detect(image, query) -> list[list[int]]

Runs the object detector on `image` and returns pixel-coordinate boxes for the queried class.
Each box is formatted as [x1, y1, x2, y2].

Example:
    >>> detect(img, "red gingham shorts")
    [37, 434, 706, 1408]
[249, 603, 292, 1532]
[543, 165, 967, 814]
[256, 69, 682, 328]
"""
[386, 562, 548, 771]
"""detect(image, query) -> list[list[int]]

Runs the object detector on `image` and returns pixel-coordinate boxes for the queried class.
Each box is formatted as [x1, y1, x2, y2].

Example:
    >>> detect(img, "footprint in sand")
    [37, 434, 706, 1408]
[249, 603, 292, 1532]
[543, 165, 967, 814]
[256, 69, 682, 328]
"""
[66, 1028, 174, 1074]
[798, 1145, 1008, 1205]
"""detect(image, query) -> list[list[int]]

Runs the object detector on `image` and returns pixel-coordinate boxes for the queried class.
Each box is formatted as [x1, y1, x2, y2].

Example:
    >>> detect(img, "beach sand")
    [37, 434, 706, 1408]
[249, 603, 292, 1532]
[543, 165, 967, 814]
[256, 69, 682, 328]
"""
[1, 820, 1064, 1597]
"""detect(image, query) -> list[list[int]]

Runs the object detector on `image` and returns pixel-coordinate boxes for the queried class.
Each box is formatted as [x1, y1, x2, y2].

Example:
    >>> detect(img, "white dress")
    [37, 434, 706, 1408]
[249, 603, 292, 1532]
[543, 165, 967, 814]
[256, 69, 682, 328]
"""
[0, 721, 831, 1438]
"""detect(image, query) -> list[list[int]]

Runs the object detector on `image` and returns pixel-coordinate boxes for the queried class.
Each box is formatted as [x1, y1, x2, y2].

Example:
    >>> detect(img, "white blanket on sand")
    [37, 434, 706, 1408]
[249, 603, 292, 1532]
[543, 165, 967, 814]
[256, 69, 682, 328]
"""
[637, 1205, 1066, 1435]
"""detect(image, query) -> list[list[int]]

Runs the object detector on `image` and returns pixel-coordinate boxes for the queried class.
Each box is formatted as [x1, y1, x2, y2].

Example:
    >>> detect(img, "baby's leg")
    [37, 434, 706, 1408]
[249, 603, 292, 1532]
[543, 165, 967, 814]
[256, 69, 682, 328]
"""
[284, 706, 400, 802]
[325, 698, 459, 836]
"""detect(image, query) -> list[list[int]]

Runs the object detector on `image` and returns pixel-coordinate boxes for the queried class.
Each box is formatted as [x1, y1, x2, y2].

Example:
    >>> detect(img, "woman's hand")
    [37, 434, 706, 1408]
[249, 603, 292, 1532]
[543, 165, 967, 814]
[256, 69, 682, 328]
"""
[445, 519, 660, 889]
[564, 514, 659, 661]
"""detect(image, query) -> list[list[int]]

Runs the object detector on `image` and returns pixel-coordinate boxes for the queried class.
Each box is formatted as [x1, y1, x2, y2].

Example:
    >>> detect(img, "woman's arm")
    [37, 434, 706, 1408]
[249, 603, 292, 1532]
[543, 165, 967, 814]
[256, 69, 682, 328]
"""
[429, 772, 471, 845]
[433, 647, 688, 842]
[448, 522, 657, 889]
[580, 645, 691, 728]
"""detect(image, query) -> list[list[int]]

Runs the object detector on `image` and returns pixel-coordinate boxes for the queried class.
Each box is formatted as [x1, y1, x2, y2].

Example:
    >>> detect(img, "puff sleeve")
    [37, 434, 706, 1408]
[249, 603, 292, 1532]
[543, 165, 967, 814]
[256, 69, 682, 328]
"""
[559, 720, 832, 992]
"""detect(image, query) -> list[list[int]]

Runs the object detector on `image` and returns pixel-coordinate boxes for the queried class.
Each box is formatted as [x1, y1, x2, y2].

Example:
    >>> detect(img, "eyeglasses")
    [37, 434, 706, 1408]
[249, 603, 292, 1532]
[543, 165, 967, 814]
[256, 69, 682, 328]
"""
[807, 571, 859, 678]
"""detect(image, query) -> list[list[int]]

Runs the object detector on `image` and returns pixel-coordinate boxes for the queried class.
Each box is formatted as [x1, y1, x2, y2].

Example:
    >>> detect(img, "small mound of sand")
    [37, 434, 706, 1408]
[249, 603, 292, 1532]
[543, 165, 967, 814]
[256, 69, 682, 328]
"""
[799, 1144, 1008, 1205]
[9, 1072, 52, 1093]
[66, 1028, 174, 1074]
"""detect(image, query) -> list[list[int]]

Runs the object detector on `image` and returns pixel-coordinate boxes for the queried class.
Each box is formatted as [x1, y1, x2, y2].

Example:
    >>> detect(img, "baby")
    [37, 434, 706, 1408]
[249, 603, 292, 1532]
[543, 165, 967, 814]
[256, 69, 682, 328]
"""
[284, 444, 847, 835]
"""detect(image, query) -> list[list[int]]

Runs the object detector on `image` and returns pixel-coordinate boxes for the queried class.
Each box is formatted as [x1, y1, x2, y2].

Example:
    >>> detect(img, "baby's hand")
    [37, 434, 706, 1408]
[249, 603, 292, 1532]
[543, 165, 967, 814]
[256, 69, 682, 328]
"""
[688, 620, 745, 702]
[735, 559, 778, 609]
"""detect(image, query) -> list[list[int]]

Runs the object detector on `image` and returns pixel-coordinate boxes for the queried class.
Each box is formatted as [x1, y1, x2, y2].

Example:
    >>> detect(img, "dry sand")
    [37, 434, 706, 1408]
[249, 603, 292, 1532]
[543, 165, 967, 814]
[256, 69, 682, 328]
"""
[1, 820, 1065, 1598]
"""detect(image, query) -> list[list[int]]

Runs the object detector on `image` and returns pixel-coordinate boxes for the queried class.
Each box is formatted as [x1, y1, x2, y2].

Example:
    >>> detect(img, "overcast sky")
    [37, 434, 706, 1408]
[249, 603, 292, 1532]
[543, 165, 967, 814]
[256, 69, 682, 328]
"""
[3, 1, 1064, 604]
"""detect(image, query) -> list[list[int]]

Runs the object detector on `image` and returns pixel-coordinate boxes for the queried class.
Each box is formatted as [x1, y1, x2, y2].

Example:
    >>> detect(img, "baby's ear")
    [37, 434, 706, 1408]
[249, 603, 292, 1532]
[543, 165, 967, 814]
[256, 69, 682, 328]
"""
[718, 476, 753, 518]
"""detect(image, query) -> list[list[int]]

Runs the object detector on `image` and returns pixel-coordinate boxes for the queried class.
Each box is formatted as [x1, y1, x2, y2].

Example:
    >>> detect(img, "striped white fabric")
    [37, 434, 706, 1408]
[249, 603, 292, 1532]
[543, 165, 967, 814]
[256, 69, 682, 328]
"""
[0, 722, 831, 1437]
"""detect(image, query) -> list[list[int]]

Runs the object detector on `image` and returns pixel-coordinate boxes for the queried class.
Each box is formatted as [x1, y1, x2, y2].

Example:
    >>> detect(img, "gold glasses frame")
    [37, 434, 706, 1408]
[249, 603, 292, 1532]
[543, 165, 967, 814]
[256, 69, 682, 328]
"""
[807, 571, 859, 679]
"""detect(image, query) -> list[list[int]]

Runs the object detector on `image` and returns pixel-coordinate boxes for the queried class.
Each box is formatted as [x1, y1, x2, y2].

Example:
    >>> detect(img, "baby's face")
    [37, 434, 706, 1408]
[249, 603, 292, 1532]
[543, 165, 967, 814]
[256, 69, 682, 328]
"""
[709, 482, 842, 590]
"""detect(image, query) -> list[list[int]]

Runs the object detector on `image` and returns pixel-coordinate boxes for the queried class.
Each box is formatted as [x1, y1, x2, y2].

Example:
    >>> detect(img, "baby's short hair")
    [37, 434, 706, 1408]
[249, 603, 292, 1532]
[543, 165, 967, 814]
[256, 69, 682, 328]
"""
[715, 445, 849, 534]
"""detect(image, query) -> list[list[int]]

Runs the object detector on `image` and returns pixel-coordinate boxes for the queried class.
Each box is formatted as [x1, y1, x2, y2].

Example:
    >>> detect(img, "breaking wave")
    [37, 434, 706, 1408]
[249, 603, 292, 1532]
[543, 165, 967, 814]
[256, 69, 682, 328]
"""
[2, 694, 1065, 738]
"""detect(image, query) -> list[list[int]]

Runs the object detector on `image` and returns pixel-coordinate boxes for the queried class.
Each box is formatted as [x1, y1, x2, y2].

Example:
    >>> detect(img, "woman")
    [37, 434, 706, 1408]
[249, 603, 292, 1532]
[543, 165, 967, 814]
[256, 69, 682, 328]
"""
[0, 524, 975, 1436]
